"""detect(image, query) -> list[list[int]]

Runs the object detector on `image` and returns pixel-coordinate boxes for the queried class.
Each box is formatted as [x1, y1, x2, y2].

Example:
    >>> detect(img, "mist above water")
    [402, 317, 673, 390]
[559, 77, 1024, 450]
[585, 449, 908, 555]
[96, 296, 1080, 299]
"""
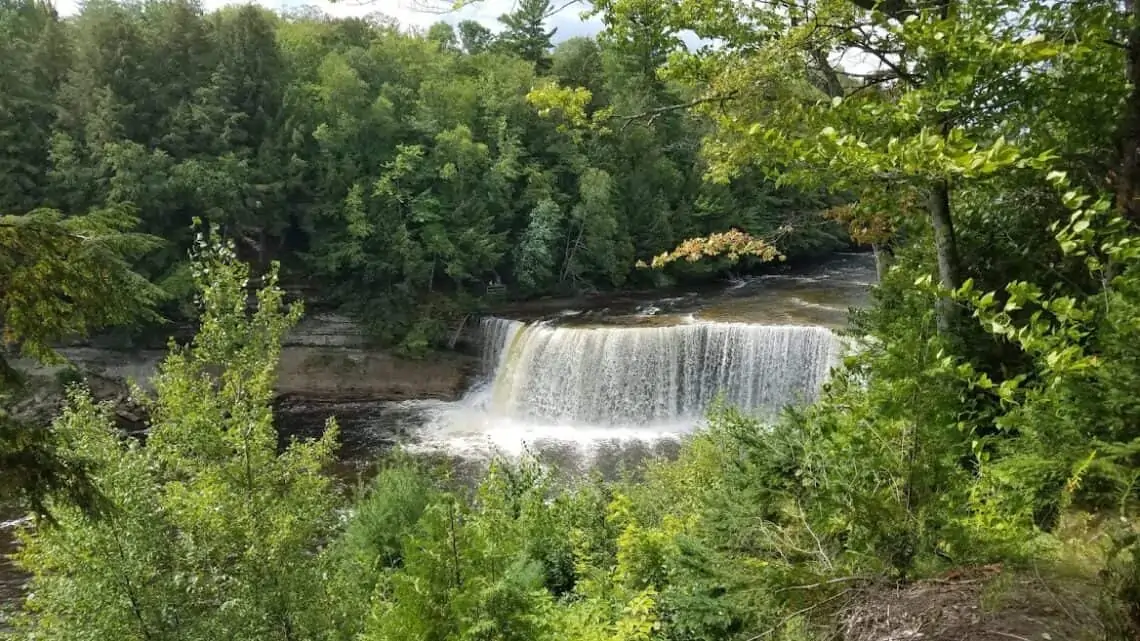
[406, 318, 843, 461]
[384, 254, 875, 465]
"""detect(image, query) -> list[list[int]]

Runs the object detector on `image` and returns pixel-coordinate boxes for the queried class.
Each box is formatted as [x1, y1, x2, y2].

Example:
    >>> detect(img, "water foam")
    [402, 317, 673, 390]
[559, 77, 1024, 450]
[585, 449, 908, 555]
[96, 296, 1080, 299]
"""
[476, 317, 841, 424]
[408, 317, 842, 457]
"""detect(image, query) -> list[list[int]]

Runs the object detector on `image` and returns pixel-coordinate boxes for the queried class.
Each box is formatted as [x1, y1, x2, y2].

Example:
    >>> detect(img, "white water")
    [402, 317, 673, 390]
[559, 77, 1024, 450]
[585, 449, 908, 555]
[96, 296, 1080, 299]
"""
[476, 318, 841, 424]
[408, 317, 843, 458]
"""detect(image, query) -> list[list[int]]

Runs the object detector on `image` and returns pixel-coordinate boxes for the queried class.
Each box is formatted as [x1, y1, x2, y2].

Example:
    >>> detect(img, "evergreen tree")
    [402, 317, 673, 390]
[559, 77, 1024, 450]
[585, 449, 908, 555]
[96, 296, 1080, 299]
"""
[497, 0, 556, 70]
[457, 19, 493, 55]
[0, 0, 849, 352]
[0, 207, 162, 513]
[0, 0, 68, 214]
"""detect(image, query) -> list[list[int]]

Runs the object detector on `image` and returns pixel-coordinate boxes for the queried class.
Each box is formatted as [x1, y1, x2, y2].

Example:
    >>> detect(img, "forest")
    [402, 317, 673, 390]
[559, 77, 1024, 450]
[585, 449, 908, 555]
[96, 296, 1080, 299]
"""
[0, 0, 847, 353]
[4, 0, 1140, 639]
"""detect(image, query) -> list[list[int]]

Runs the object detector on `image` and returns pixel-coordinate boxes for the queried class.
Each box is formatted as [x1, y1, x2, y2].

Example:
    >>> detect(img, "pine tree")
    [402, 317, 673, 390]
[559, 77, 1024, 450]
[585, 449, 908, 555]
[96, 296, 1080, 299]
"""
[0, 0, 69, 213]
[0, 207, 162, 514]
[497, 0, 556, 70]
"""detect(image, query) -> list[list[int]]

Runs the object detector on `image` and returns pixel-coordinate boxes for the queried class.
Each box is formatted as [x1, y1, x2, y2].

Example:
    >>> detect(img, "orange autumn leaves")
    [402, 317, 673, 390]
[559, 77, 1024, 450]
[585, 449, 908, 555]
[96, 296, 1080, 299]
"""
[637, 228, 785, 270]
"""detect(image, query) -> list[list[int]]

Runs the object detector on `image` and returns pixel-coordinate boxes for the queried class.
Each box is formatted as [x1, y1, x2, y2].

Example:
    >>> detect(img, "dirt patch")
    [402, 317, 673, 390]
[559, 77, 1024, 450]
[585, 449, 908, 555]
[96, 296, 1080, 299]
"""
[841, 565, 1103, 641]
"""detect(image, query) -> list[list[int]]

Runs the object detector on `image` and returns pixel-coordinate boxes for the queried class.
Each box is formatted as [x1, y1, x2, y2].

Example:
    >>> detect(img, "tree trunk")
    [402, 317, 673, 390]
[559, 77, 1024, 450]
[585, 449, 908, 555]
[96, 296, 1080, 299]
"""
[809, 48, 845, 98]
[928, 181, 961, 334]
[872, 242, 893, 282]
[0, 353, 21, 389]
[1116, 0, 1140, 222]
[926, 0, 960, 335]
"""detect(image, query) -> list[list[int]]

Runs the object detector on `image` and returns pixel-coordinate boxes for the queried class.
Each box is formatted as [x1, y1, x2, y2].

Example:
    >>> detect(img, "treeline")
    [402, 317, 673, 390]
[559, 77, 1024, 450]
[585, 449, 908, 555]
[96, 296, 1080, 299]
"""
[0, 0, 846, 351]
[8, 0, 1140, 638]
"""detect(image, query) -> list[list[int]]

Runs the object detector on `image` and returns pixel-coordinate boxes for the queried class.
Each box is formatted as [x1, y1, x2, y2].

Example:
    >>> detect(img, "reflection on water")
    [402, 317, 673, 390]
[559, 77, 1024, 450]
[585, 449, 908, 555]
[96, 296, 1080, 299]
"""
[506, 253, 873, 330]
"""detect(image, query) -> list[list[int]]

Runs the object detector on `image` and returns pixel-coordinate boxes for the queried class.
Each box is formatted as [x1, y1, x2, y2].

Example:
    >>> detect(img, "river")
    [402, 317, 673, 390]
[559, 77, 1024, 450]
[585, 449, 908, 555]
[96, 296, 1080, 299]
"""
[0, 252, 875, 623]
[312, 252, 874, 477]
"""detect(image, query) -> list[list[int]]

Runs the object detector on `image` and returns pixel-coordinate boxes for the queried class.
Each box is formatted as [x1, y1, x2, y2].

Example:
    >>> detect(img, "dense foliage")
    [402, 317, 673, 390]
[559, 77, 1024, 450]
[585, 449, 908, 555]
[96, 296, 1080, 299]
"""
[0, 206, 162, 512]
[0, 0, 846, 353]
[9, 0, 1140, 639]
[12, 235, 340, 639]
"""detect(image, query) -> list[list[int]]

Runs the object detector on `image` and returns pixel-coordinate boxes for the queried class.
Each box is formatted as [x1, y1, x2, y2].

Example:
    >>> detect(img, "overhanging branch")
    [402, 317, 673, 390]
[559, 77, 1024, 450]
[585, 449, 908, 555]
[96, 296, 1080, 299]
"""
[616, 91, 741, 130]
[848, 0, 917, 21]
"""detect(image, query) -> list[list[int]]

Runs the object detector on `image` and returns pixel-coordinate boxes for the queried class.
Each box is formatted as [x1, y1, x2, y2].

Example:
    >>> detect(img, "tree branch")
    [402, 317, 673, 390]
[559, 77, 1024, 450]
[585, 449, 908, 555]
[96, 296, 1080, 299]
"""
[545, 0, 582, 18]
[847, 0, 917, 21]
[774, 575, 871, 593]
[743, 589, 854, 641]
[616, 91, 741, 130]
[845, 72, 898, 97]
[850, 45, 919, 85]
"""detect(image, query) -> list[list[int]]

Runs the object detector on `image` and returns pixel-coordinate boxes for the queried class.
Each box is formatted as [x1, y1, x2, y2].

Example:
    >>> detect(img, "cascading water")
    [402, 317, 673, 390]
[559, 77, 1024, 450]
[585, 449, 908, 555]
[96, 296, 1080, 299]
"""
[407, 315, 845, 460]
[472, 317, 842, 425]
[408, 254, 875, 459]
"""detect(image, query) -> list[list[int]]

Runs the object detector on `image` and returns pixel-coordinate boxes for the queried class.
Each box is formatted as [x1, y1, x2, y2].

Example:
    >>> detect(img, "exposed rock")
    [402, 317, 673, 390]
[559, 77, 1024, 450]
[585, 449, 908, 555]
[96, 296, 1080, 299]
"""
[49, 346, 473, 404]
[286, 313, 368, 348]
[275, 347, 472, 403]
[8, 314, 475, 447]
[7, 363, 149, 435]
[46, 313, 475, 404]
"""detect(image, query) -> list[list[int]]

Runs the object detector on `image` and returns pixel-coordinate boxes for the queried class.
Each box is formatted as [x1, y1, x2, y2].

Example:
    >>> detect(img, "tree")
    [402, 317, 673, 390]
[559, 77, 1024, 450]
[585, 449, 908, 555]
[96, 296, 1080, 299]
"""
[0, 207, 162, 514]
[427, 20, 458, 52]
[515, 198, 563, 293]
[0, 0, 69, 214]
[457, 18, 493, 54]
[208, 5, 282, 147]
[139, 0, 214, 151]
[58, 0, 151, 144]
[497, 0, 556, 70]
[1, 0, 854, 352]
[562, 167, 627, 287]
[585, 0, 1072, 334]
[12, 234, 340, 640]
[551, 37, 606, 107]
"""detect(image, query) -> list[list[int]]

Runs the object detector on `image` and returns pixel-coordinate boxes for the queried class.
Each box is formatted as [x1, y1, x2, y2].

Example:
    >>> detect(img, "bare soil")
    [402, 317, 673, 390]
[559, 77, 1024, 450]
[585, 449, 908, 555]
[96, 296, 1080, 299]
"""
[841, 565, 1104, 641]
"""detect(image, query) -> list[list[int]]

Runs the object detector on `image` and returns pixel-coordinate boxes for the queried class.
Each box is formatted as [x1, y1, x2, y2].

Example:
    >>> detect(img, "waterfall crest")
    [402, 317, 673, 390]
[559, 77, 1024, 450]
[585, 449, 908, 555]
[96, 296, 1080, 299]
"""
[474, 317, 841, 425]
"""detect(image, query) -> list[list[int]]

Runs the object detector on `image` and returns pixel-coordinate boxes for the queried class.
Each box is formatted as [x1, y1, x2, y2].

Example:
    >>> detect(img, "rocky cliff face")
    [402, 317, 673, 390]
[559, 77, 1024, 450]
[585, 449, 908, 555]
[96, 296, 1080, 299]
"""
[54, 314, 475, 403]
[12, 315, 475, 444]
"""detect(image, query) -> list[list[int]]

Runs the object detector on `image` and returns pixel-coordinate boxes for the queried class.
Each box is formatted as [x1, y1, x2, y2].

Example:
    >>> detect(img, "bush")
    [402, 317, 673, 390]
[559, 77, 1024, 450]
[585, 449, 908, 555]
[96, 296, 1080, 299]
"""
[13, 236, 340, 641]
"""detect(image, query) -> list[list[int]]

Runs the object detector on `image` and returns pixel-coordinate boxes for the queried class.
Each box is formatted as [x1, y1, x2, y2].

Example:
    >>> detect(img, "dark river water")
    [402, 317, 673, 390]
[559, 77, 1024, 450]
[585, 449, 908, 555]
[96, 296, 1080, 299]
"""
[0, 252, 876, 623]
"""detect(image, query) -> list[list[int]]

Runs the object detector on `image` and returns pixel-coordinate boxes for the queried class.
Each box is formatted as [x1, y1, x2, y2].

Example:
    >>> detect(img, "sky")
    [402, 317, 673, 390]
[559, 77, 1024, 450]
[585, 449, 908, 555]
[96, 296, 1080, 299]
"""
[51, 0, 875, 75]
[54, 0, 605, 39]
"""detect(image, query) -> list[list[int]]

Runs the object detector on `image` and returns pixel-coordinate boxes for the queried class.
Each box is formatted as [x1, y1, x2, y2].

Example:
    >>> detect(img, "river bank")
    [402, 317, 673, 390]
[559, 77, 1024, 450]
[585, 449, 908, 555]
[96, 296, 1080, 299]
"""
[1, 253, 876, 626]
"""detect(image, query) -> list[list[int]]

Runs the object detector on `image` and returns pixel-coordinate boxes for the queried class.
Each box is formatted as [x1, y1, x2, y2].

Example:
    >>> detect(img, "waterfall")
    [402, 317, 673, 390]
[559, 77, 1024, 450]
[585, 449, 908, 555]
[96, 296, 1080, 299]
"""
[474, 317, 842, 425]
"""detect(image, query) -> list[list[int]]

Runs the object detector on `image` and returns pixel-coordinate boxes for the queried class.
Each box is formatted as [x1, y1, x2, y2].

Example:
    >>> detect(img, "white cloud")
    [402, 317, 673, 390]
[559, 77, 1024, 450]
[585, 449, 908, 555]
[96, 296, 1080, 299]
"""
[52, 0, 602, 39]
[292, 0, 507, 29]
[52, 0, 80, 16]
